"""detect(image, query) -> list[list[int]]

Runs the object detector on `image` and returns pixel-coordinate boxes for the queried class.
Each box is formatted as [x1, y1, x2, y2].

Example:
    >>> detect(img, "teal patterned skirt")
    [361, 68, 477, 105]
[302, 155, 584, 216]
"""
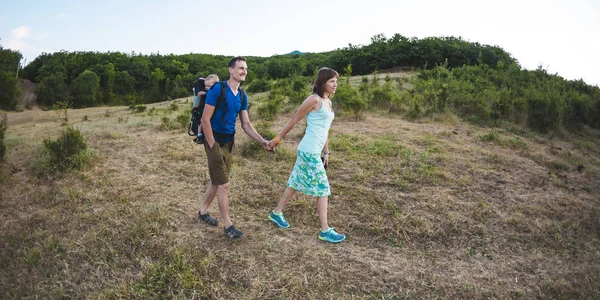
[287, 150, 331, 197]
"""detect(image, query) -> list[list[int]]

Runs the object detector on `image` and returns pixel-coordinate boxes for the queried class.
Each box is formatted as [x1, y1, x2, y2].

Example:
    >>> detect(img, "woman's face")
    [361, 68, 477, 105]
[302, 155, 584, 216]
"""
[324, 77, 338, 96]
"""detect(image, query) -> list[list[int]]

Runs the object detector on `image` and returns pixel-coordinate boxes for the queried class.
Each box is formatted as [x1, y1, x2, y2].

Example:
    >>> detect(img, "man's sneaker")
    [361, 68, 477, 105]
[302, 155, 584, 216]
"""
[197, 212, 218, 226]
[318, 227, 346, 243]
[224, 225, 244, 240]
[268, 211, 290, 228]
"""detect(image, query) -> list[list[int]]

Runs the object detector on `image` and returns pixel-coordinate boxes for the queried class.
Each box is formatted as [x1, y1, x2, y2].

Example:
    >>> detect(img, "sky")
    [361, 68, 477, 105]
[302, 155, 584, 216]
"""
[1, 0, 599, 86]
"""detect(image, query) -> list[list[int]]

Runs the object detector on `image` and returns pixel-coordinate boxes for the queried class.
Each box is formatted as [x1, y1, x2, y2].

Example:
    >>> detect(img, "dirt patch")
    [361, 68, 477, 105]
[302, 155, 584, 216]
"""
[20, 79, 37, 108]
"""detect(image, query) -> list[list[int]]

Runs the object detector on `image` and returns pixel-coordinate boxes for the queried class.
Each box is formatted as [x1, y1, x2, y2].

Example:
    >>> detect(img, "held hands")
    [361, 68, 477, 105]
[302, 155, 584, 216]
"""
[260, 137, 282, 152]
[266, 138, 281, 150]
[261, 139, 274, 152]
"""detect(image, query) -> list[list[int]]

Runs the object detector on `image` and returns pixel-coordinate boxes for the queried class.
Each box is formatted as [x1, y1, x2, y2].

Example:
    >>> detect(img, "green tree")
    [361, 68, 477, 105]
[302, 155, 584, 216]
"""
[71, 70, 100, 108]
[0, 45, 22, 110]
[0, 71, 20, 110]
[92, 63, 116, 105]
[149, 68, 166, 102]
[114, 70, 136, 96]
[35, 73, 70, 107]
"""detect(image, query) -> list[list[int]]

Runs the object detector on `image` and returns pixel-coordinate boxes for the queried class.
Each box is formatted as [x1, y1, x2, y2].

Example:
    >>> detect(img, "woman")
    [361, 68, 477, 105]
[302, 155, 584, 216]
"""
[267, 67, 345, 243]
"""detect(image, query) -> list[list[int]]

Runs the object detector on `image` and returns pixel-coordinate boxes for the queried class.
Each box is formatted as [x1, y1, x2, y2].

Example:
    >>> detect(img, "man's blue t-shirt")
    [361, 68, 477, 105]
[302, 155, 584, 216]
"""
[205, 81, 248, 142]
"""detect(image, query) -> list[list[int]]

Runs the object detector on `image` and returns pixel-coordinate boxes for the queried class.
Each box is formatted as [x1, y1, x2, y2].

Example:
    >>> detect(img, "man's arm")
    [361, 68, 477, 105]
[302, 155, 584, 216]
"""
[239, 110, 268, 147]
[201, 104, 216, 149]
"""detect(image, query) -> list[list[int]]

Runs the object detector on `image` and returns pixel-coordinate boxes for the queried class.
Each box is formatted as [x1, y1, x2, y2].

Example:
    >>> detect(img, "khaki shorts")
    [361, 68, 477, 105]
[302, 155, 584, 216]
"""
[204, 140, 235, 185]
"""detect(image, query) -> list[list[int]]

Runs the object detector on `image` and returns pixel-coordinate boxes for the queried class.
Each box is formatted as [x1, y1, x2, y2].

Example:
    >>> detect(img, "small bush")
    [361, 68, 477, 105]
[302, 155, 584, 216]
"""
[478, 131, 500, 143]
[134, 105, 147, 113]
[160, 111, 188, 131]
[169, 102, 179, 111]
[288, 75, 311, 104]
[52, 101, 69, 125]
[257, 92, 285, 121]
[335, 82, 366, 120]
[369, 81, 400, 110]
[35, 127, 92, 175]
[246, 78, 271, 93]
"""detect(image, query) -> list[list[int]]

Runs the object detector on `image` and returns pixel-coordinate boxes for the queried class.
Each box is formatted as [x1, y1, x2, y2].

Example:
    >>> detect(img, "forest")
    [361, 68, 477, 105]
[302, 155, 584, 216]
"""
[1, 33, 599, 132]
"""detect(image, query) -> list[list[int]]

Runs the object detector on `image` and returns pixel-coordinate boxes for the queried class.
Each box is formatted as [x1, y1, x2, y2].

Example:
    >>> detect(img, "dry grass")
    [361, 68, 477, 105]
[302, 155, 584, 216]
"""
[1, 91, 600, 299]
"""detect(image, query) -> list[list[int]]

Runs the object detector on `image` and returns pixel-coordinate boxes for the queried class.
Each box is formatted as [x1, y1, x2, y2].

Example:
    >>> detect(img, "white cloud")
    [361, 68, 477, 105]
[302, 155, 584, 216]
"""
[4, 25, 32, 51]
[11, 26, 31, 40]
[56, 12, 65, 20]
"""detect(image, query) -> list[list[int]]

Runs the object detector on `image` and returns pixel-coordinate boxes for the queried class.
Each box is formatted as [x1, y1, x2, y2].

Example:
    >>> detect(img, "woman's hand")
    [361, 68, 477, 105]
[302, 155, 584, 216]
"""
[322, 152, 329, 168]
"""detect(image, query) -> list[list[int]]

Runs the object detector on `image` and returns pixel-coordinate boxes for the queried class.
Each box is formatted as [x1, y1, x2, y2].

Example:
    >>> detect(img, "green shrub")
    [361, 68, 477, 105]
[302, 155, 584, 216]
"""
[369, 81, 399, 110]
[175, 110, 189, 128]
[407, 95, 423, 119]
[52, 101, 69, 125]
[160, 110, 188, 131]
[335, 82, 366, 119]
[36, 127, 92, 175]
[288, 75, 311, 104]
[246, 78, 271, 93]
[134, 105, 147, 113]
[257, 92, 285, 121]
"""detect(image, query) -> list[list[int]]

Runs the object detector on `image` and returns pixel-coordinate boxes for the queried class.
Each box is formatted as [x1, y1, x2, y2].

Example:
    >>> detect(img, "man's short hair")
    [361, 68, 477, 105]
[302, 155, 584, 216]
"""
[228, 56, 246, 69]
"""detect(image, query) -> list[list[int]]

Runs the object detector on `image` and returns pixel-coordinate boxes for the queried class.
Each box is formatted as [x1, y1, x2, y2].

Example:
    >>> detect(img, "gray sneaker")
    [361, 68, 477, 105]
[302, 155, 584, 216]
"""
[224, 225, 244, 240]
[197, 212, 218, 226]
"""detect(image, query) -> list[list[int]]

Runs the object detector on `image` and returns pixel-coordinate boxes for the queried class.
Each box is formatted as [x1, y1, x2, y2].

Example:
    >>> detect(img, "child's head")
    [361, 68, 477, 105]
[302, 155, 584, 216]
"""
[205, 74, 219, 90]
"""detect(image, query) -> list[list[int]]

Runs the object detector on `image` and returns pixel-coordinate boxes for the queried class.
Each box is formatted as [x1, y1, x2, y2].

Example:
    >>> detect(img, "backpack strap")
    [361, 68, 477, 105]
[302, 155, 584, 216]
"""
[240, 88, 248, 110]
[216, 81, 228, 123]
[215, 81, 247, 122]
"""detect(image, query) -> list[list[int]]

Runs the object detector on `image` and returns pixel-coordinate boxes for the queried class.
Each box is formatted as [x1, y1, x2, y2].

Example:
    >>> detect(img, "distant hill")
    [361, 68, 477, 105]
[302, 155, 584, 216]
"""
[287, 50, 306, 55]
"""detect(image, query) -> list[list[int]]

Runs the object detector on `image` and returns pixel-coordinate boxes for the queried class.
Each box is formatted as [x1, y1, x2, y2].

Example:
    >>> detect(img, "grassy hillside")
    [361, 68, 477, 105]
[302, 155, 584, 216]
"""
[1, 77, 599, 298]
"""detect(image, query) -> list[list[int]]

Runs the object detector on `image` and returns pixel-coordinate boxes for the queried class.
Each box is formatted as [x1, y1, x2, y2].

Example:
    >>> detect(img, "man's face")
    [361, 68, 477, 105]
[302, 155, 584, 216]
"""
[229, 60, 248, 83]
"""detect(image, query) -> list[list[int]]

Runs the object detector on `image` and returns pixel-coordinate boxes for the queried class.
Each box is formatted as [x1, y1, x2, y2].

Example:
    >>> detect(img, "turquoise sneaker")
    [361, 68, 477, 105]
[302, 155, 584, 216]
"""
[268, 211, 290, 228]
[318, 227, 346, 243]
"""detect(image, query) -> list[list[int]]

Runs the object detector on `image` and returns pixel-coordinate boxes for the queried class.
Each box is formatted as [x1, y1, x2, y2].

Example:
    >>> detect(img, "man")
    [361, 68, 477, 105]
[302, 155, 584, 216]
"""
[197, 56, 270, 240]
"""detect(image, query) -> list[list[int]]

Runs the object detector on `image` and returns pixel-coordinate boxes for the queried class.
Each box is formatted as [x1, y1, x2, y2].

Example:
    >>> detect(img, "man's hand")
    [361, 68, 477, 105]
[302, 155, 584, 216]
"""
[261, 140, 274, 152]
[197, 91, 207, 96]
[267, 139, 281, 150]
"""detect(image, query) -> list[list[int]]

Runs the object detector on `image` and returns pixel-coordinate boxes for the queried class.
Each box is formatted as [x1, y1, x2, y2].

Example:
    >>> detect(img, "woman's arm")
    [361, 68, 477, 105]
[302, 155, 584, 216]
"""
[269, 95, 319, 148]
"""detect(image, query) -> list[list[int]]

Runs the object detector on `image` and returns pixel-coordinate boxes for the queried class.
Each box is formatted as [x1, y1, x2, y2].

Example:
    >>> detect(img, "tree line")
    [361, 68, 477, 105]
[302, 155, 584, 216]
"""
[1, 33, 599, 131]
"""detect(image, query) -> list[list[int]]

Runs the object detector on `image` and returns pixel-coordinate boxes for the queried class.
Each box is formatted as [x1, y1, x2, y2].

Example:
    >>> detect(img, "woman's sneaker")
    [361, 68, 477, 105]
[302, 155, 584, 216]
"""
[318, 227, 346, 243]
[268, 211, 290, 228]
[224, 225, 244, 240]
[197, 212, 218, 226]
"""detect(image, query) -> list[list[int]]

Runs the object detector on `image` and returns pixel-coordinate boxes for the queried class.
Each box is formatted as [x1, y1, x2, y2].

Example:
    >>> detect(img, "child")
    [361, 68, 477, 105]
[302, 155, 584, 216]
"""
[194, 74, 219, 144]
